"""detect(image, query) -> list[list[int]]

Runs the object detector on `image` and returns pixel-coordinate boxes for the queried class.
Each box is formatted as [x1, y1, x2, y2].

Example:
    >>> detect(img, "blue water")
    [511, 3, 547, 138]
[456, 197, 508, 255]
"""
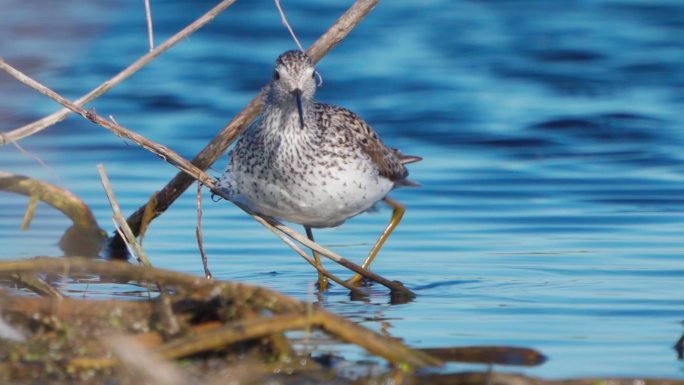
[1, 0, 683, 379]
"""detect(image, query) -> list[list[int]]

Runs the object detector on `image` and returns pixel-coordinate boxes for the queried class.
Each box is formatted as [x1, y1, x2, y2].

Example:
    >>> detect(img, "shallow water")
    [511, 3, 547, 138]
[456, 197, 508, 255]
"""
[1, 0, 684, 378]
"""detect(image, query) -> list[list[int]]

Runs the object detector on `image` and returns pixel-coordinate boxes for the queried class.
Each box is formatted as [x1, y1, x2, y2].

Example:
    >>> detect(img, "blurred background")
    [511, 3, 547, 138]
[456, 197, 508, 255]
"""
[1, 0, 683, 378]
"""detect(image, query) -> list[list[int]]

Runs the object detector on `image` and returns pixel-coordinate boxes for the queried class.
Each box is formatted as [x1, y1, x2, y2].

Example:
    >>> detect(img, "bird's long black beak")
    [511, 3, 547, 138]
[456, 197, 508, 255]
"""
[292, 89, 305, 129]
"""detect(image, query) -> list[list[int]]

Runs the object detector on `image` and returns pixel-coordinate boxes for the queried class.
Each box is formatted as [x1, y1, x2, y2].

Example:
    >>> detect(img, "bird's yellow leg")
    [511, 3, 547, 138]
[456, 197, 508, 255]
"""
[348, 197, 405, 285]
[305, 226, 329, 291]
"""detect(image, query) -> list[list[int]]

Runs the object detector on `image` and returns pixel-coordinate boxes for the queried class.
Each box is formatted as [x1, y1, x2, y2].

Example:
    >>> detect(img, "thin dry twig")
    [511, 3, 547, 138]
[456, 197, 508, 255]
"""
[196, 181, 212, 279]
[274, 0, 324, 86]
[97, 163, 152, 267]
[0, 60, 214, 186]
[0, 0, 239, 146]
[275, 0, 305, 52]
[144, 0, 155, 51]
[6, 137, 58, 178]
[120, 0, 380, 242]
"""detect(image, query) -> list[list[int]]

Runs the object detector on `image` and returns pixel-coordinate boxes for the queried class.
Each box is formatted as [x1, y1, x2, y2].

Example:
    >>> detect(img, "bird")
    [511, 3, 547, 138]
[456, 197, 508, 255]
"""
[217, 50, 421, 290]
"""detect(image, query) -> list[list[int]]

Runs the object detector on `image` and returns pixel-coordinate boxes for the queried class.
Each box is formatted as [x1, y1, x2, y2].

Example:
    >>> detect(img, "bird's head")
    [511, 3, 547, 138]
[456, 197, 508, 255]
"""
[268, 50, 317, 128]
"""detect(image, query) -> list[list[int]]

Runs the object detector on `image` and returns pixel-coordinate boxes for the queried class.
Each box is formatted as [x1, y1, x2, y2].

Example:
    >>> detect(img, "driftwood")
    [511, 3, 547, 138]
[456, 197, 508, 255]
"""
[0, 171, 107, 256]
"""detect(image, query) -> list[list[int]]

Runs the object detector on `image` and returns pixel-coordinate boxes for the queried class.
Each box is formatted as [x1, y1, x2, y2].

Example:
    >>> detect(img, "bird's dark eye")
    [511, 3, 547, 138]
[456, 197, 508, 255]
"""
[273, 70, 280, 80]
[311, 70, 316, 79]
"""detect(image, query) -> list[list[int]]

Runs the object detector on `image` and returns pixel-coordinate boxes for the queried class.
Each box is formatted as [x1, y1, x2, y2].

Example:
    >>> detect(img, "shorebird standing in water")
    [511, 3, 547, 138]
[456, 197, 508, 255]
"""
[218, 50, 421, 290]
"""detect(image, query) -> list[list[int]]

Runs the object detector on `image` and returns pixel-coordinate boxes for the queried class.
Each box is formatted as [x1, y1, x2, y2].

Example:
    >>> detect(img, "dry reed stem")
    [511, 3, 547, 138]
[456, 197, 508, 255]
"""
[121, 0, 380, 241]
[0, 60, 414, 297]
[97, 164, 152, 267]
[195, 182, 212, 278]
[0, 0, 238, 146]
[6, 138, 57, 178]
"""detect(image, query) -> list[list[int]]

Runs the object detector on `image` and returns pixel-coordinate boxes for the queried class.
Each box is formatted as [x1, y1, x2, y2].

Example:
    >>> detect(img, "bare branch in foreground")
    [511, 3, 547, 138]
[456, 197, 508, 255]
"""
[196, 182, 212, 279]
[97, 163, 152, 267]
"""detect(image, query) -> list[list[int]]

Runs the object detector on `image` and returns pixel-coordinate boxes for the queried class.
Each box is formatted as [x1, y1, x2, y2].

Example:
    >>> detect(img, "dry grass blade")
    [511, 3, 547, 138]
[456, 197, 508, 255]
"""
[0, 0, 239, 146]
[97, 164, 152, 267]
[275, 0, 305, 52]
[196, 182, 212, 279]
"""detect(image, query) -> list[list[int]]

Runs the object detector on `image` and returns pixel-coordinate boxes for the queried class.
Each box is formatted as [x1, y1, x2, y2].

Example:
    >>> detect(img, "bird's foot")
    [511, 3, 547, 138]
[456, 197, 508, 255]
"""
[346, 273, 374, 286]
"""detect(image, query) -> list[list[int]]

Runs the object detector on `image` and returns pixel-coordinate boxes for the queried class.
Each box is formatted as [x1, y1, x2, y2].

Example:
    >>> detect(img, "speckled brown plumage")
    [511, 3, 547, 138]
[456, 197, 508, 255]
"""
[218, 50, 421, 228]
